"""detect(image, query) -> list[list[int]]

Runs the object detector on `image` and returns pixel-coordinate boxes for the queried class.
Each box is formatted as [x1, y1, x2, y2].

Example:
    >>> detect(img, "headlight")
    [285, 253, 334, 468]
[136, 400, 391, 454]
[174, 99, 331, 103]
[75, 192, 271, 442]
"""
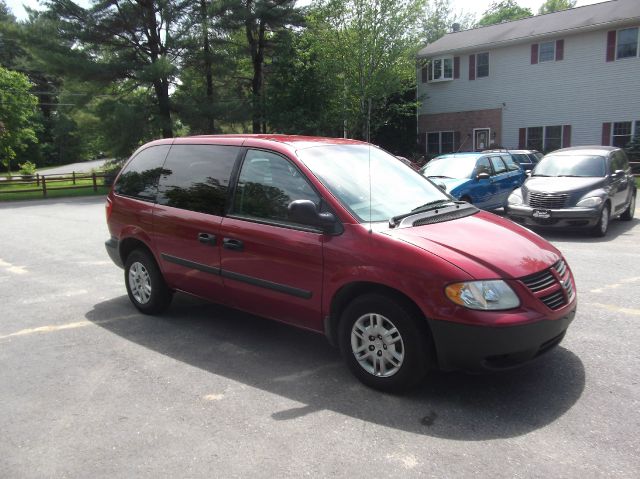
[508, 191, 523, 205]
[445, 280, 520, 310]
[576, 196, 603, 208]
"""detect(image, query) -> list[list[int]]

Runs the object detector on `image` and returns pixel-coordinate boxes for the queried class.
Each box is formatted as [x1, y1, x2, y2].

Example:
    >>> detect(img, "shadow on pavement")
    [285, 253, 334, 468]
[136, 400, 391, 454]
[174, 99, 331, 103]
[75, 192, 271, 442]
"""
[534, 216, 639, 244]
[86, 294, 585, 440]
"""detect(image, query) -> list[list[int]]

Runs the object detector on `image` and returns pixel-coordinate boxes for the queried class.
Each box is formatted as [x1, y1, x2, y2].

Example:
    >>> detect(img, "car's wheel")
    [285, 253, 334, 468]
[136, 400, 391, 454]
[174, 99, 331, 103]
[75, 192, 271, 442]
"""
[621, 192, 636, 221]
[591, 203, 610, 237]
[338, 293, 431, 392]
[124, 249, 173, 314]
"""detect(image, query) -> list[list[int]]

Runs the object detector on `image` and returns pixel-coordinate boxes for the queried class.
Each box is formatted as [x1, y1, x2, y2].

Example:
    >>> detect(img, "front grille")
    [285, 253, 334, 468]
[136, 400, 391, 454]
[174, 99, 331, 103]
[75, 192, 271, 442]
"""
[519, 259, 574, 310]
[528, 192, 568, 209]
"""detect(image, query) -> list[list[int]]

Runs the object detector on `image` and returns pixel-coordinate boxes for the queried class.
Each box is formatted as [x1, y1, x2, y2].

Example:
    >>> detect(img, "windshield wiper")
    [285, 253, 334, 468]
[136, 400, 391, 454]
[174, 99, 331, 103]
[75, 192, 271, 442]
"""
[531, 174, 550, 177]
[389, 200, 457, 227]
[427, 175, 452, 179]
[556, 175, 582, 177]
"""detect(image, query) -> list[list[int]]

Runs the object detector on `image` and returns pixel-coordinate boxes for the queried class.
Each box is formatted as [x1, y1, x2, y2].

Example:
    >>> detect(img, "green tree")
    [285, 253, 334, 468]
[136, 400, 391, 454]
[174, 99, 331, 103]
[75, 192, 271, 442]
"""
[538, 0, 577, 15]
[0, 66, 38, 175]
[312, 0, 423, 140]
[218, 0, 305, 133]
[422, 0, 475, 44]
[477, 0, 532, 27]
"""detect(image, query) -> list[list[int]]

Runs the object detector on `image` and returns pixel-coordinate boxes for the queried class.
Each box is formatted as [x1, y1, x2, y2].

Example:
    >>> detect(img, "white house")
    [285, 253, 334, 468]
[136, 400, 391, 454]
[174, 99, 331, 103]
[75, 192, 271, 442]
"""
[416, 0, 640, 155]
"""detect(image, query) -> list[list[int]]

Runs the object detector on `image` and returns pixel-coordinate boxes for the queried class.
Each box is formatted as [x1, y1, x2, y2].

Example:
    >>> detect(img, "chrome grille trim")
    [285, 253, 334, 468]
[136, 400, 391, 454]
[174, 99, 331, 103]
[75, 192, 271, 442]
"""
[528, 192, 569, 209]
[520, 259, 573, 310]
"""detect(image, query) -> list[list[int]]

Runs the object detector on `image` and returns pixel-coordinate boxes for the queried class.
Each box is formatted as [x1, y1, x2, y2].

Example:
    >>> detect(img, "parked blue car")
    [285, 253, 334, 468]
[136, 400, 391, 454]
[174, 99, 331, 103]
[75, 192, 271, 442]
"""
[420, 152, 526, 210]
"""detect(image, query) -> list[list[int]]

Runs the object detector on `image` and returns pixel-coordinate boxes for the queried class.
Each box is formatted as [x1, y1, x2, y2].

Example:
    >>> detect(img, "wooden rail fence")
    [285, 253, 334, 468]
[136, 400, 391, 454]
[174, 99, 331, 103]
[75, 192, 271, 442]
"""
[0, 172, 110, 197]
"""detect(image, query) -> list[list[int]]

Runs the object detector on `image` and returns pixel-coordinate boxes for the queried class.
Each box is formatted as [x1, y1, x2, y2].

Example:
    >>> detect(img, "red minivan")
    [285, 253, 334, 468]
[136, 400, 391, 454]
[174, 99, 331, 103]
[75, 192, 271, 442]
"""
[105, 135, 577, 391]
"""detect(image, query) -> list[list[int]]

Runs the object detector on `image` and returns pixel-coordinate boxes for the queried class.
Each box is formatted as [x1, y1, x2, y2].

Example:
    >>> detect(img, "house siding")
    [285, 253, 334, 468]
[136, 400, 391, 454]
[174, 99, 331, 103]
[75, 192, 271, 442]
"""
[418, 28, 640, 150]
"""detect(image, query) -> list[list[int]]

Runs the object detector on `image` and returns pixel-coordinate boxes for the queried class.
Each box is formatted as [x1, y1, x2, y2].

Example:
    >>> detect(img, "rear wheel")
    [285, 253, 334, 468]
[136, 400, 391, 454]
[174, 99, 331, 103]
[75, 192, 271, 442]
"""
[591, 203, 610, 237]
[621, 192, 636, 221]
[338, 293, 430, 392]
[124, 249, 173, 314]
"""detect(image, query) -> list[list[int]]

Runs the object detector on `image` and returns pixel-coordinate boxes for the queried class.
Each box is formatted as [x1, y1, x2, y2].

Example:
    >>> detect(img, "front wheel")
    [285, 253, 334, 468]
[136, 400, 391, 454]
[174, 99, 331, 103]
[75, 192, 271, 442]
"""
[591, 203, 610, 237]
[338, 293, 431, 392]
[124, 249, 173, 314]
[621, 192, 636, 221]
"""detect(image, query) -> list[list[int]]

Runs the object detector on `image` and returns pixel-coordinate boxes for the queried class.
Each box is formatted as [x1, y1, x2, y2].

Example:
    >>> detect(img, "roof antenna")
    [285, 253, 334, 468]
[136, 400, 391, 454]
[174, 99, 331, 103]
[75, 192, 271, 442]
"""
[367, 98, 373, 234]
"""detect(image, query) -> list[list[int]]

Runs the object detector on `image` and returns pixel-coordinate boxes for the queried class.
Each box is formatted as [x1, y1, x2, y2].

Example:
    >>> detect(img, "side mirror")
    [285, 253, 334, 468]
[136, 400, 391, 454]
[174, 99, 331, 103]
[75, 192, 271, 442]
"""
[476, 172, 490, 181]
[288, 200, 339, 234]
[435, 182, 447, 192]
[613, 169, 625, 177]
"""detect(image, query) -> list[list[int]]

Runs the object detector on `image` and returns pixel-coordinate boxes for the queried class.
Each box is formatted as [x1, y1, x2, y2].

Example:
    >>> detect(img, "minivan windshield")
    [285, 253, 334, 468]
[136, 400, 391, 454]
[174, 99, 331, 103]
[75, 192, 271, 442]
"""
[297, 145, 449, 223]
[420, 156, 477, 179]
[533, 155, 606, 177]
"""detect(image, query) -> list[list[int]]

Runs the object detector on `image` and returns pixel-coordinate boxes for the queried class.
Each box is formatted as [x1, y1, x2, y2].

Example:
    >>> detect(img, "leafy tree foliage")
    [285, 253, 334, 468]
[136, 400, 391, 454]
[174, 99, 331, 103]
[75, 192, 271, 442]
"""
[477, 0, 532, 27]
[538, 0, 577, 15]
[421, 0, 475, 44]
[0, 66, 38, 175]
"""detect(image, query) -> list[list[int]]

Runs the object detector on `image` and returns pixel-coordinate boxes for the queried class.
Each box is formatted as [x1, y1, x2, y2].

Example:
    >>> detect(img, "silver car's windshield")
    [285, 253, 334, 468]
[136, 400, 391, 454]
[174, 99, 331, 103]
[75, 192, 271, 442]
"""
[296, 145, 449, 223]
[420, 156, 477, 179]
[533, 155, 606, 177]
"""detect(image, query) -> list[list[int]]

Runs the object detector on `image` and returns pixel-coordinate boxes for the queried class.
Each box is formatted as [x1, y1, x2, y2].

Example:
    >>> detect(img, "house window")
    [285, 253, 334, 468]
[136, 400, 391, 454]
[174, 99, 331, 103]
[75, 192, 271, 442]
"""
[544, 126, 562, 151]
[526, 127, 543, 151]
[428, 56, 454, 82]
[539, 41, 555, 62]
[612, 121, 632, 147]
[426, 131, 455, 155]
[527, 125, 565, 152]
[476, 52, 489, 77]
[617, 27, 639, 59]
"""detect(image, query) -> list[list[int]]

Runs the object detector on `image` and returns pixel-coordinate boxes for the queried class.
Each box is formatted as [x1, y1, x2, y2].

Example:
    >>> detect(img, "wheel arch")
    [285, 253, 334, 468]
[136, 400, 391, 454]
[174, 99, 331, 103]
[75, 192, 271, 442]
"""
[326, 281, 433, 351]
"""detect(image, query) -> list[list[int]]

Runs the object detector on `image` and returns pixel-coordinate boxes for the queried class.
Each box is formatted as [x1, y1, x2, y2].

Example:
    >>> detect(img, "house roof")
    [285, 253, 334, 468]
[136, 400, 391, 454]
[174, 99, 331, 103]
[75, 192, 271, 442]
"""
[418, 0, 640, 58]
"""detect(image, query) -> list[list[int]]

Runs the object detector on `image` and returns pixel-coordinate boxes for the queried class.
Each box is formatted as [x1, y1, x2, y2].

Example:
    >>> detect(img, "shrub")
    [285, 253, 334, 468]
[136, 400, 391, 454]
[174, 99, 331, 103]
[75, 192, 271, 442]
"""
[18, 160, 37, 176]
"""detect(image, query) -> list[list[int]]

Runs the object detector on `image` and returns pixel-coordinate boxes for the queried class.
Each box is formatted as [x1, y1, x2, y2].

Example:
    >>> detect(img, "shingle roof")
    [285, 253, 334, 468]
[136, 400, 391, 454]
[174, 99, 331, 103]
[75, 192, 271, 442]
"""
[418, 0, 640, 58]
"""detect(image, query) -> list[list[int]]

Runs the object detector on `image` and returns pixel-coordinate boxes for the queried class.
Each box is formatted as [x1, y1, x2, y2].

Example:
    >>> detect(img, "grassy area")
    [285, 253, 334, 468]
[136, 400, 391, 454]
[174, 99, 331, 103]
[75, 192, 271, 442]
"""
[636, 177, 640, 189]
[0, 177, 110, 202]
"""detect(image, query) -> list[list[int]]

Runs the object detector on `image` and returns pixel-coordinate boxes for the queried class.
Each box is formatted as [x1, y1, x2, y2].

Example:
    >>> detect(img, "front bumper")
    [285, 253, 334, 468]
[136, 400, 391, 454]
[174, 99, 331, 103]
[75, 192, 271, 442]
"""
[428, 307, 576, 372]
[105, 237, 123, 268]
[506, 204, 599, 228]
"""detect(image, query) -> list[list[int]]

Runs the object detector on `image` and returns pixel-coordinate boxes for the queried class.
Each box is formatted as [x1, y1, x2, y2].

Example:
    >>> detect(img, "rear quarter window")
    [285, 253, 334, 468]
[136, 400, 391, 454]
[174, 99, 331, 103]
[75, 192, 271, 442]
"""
[114, 145, 171, 201]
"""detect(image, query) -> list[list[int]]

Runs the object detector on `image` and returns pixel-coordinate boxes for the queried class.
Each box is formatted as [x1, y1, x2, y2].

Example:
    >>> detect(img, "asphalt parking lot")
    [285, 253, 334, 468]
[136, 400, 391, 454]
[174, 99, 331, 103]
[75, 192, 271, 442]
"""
[1, 196, 638, 478]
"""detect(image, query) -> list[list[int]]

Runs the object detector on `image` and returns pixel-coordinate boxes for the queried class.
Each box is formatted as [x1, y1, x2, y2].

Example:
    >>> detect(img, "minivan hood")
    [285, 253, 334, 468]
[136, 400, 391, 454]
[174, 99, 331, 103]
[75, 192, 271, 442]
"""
[381, 211, 559, 279]
[524, 176, 605, 194]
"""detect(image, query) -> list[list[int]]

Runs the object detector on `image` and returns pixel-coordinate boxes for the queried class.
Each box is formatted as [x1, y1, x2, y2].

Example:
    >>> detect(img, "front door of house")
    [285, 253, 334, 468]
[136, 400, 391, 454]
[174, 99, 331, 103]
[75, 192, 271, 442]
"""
[474, 128, 490, 151]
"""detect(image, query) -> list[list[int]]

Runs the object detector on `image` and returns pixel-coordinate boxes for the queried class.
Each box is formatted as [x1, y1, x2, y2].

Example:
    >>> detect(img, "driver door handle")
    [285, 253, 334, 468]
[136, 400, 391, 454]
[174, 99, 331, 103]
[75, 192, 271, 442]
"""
[223, 238, 244, 251]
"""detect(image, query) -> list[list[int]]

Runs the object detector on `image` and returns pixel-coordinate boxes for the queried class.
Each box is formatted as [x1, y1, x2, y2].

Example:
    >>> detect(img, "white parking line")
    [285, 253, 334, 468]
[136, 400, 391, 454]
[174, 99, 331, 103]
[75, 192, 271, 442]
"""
[590, 276, 640, 294]
[587, 303, 640, 316]
[0, 315, 137, 340]
[0, 258, 28, 275]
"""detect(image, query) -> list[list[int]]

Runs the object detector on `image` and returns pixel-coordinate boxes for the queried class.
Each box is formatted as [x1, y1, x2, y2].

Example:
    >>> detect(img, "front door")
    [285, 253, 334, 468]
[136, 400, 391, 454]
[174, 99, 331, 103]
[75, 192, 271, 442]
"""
[474, 128, 490, 151]
[219, 149, 325, 331]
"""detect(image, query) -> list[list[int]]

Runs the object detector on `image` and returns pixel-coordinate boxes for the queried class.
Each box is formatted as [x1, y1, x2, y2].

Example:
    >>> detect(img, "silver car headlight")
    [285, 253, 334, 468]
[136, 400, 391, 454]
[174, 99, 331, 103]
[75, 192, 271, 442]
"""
[508, 190, 523, 205]
[445, 280, 520, 310]
[576, 196, 603, 208]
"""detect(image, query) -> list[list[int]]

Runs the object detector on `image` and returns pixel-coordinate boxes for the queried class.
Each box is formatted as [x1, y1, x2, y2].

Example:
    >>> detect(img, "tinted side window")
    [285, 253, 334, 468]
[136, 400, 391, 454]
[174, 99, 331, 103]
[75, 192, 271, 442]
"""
[157, 145, 238, 215]
[115, 145, 170, 201]
[490, 156, 507, 174]
[611, 151, 629, 171]
[476, 157, 491, 175]
[232, 150, 319, 225]
[502, 154, 520, 171]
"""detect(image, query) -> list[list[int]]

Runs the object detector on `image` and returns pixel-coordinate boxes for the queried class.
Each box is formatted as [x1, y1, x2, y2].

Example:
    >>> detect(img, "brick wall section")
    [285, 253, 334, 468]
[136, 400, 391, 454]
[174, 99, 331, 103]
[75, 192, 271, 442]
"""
[418, 108, 502, 152]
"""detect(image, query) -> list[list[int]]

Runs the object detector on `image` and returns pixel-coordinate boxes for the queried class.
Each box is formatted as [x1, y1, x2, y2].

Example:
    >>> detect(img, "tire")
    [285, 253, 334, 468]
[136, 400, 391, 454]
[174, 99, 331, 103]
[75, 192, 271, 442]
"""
[621, 192, 636, 221]
[591, 203, 610, 237]
[124, 249, 173, 314]
[338, 293, 431, 392]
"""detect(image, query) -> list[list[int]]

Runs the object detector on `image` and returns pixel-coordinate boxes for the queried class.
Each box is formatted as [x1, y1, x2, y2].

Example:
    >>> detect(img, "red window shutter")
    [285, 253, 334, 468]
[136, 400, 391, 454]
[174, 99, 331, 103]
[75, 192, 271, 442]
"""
[453, 56, 460, 79]
[606, 30, 616, 62]
[602, 122, 612, 145]
[519, 128, 526, 149]
[421, 65, 428, 83]
[469, 54, 476, 80]
[531, 44, 539, 64]
[562, 125, 571, 147]
[556, 39, 564, 61]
